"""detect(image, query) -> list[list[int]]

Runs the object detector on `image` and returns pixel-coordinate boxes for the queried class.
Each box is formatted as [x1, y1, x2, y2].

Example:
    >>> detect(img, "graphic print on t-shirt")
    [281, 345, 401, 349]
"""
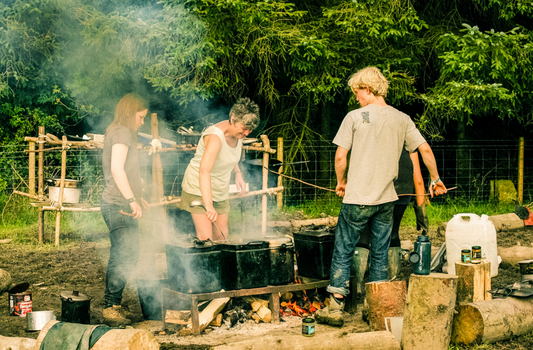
[362, 111, 370, 123]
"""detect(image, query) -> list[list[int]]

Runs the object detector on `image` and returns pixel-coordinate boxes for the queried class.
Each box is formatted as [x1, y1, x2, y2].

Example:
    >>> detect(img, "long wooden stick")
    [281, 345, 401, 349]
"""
[148, 186, 284, 208]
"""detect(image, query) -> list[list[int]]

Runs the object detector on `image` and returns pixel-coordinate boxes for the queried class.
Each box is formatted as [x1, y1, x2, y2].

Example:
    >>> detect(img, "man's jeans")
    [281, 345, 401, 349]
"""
[101, 202, 139, 308]
[327, 202, 394, 296]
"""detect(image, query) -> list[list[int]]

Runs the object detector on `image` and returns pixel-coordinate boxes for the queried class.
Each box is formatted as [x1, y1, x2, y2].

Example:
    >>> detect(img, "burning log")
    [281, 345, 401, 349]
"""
[401, 273, 459, 350]
[212, 331, 400, 350]
[452, 297, 533, 345]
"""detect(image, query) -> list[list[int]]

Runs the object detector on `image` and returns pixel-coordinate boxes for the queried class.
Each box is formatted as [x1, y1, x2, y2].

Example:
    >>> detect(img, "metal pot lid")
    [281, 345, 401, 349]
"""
[8, 282, 30, 294]
[60, 290, 91, 302]
[264, 236, 293, 247]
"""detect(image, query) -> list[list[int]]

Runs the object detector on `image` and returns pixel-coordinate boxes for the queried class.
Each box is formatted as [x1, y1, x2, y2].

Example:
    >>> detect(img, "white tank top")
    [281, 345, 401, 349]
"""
[181, 125, 242, 201]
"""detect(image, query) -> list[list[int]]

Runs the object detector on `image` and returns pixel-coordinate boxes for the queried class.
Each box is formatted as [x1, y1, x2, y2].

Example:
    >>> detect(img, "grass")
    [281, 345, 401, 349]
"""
[0, 195, 525, 243]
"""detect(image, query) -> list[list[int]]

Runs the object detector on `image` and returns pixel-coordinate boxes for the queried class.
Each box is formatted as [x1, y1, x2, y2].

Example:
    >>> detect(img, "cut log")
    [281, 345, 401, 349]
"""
[452, 297, 533, 345]
[209, 313, 223, 327]
[455, 260, 492, 304]
[255, 305, 271, 323]
[188, 297, 230, 332]
[0, 269, 11, 294]
[212, 330, 400, 350]
[489, 213, 524, 232]
[164, 310, 191, 325]
[498, 245, 533, 266]
[401, 273, 458, 350]
[289, 216, 338, 228]
[365, 281, 407, 331]
[0, 335, 36, 350]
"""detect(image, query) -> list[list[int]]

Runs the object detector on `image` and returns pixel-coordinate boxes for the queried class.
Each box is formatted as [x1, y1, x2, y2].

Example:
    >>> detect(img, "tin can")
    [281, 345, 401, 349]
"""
[9, 293, 32, 317]
[472, 246, 482, 259]
[302, 317, 315, 337]
[461, 249, 471, 263]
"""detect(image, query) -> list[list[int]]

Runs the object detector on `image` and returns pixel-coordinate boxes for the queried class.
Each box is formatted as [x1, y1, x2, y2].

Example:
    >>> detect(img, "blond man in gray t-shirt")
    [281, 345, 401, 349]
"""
[316, 67, 447, 327]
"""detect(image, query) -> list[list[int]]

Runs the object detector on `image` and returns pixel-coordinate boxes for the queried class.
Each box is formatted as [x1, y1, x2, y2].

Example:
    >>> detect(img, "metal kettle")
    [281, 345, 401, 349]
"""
[60, 290, 91, 324]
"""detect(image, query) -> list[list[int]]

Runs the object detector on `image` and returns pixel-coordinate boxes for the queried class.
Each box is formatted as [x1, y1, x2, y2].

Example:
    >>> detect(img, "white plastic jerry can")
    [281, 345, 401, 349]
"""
[445, 213, 499, 277]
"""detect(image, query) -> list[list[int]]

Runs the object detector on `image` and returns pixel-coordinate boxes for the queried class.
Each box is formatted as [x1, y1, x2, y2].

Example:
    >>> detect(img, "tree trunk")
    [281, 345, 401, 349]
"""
[489, 213, 524, 232]
[401, 273, 458, 350]
[365, 281, 407, 331]
[0, 335, 36, 350]
[452, 297, 533, 345]
[212, 330, 400, 350]
[498, 245, 533, 266]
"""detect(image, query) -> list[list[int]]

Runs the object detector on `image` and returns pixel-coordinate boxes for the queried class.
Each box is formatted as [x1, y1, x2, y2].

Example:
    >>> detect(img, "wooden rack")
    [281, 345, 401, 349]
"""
[162, 276, 358, 336]
[16, 114, 282, 246]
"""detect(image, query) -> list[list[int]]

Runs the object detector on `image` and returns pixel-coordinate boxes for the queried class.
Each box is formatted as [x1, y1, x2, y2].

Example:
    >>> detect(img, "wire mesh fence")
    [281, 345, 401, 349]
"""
[0, 138, 531, 209]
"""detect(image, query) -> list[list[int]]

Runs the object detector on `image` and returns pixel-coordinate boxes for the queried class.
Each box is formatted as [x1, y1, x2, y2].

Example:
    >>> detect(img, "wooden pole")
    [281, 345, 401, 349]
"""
[55, 136, 68, 246]
[260, 135, 270, 236]
[38, 126, 45, 243]
[151, 113, 168, 241]
[28, 141, 36, 195]
[518, 136, 524, 204]
[276, 137, 283, 210]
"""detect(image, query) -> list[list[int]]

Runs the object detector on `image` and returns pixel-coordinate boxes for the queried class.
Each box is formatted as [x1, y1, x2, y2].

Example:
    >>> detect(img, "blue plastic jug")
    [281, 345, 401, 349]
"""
[409, 235, 431, 275]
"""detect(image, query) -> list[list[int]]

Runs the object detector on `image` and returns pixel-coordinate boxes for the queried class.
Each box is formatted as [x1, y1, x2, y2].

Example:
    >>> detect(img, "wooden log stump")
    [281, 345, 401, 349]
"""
[0, 269, 12, 294]
[455, 260, 492, 304]
[401, 273, 458, 350]
[452, 297, 533, 345]
[212, 330, 400, 350]
[365, 281, 407, 331]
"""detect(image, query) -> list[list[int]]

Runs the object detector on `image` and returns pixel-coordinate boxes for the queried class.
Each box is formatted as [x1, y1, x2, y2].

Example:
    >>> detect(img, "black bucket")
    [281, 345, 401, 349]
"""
[137, 279, 167, 321]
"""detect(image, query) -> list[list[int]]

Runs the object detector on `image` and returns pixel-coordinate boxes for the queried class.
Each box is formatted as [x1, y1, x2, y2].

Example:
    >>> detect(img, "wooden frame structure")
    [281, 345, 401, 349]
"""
[15, 114, 283, 246]
[162, 275, 358, 336]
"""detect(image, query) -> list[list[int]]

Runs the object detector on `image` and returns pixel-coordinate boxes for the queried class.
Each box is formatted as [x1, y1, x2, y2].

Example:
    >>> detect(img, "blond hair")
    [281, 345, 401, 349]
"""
[348, 67, 389, 97]
[106, 93, 148, 133]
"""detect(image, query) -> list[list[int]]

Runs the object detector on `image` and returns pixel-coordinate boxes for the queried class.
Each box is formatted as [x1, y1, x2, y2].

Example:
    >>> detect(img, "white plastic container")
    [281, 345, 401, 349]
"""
[445, 213, 498, 277]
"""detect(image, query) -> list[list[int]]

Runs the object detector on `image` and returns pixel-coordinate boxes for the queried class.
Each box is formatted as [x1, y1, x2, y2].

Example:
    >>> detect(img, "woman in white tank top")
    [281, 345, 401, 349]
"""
[180, 98, 260, 241]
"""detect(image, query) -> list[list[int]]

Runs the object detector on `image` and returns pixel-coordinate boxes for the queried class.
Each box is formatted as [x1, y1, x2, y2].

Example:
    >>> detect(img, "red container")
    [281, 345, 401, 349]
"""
[8, 283, 32, 317]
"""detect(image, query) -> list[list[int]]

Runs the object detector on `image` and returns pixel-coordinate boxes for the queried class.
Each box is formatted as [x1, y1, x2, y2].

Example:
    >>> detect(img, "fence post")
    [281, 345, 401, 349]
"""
[151, 113, 168, 242]
[261, 135, 270, 236]
[55, 136, 68, 246]
[29, 141, 35, 195]
[277, 137, 283, 210]
[38, 126, 45, 243]
[518, 137, 524, 204]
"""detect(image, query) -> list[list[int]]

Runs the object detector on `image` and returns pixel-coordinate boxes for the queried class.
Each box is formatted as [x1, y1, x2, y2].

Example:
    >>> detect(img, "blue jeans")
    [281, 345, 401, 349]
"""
[327, 202, 394, 296]
[101, 202, 139, 308]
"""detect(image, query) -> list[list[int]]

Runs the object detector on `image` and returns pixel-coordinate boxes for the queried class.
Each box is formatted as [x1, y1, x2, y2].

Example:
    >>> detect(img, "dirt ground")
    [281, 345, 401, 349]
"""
[0, 221, 532, 349]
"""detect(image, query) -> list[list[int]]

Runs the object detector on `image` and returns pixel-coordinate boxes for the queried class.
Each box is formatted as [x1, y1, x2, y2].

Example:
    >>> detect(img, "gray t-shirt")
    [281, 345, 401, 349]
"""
[333, 104, 426, 205]
[102, 125, 143, 205]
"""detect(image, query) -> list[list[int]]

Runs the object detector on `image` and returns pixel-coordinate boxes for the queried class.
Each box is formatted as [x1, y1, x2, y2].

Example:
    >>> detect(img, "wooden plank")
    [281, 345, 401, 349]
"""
[191, 297, 230, 333]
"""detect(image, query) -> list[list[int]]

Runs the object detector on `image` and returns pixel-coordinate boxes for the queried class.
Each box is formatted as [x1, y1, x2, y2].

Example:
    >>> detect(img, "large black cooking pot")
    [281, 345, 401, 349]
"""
[60, 290, 91, 324]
